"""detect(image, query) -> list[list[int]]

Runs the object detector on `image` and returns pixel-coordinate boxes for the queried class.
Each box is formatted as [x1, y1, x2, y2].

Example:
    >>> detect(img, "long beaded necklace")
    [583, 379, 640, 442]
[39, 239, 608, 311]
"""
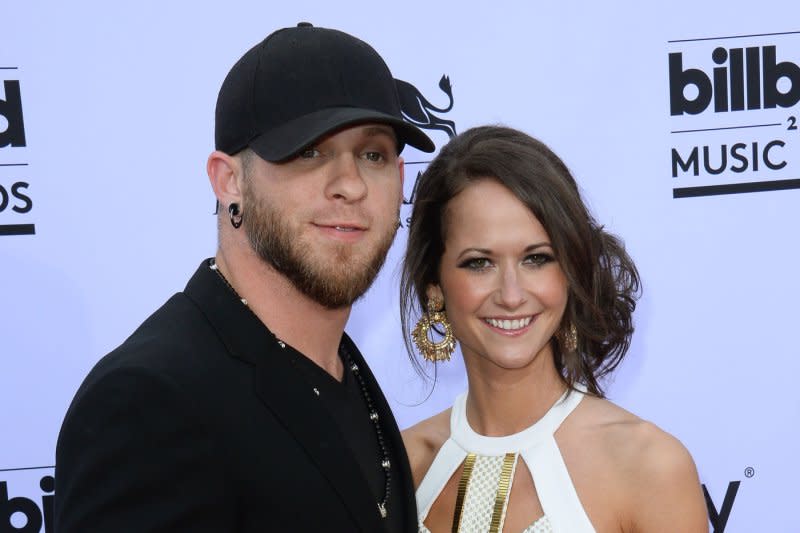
[208, 258, 392, 518]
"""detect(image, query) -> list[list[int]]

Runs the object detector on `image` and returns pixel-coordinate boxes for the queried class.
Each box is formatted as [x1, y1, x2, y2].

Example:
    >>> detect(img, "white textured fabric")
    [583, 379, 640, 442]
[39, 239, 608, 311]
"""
[522, 515, 553, 532]
[460, 454, 517, 531]
[419, 515, 552, 533]
[416, 387, 595, 532]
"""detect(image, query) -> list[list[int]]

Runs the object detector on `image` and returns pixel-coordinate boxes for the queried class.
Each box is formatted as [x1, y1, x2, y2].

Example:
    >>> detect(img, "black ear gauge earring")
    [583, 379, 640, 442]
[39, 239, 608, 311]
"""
[228, 203, 243, 228]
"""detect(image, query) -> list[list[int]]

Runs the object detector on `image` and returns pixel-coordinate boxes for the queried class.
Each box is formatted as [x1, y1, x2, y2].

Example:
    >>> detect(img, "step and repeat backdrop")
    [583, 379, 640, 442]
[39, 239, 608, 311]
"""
[2, 1, 798, 531]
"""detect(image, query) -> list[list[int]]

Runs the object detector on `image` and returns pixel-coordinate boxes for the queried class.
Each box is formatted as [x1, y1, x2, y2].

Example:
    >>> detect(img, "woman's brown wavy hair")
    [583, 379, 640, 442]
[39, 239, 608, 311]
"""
[400, 126, 641, 396]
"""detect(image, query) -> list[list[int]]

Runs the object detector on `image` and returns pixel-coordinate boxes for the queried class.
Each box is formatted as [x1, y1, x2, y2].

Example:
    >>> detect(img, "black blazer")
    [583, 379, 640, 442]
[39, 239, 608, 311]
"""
[55, 261, 417, 532]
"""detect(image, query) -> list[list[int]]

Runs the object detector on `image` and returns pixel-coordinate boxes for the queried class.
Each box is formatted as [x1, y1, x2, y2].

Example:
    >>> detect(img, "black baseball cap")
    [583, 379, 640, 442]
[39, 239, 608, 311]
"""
[214, 23, 435, 161]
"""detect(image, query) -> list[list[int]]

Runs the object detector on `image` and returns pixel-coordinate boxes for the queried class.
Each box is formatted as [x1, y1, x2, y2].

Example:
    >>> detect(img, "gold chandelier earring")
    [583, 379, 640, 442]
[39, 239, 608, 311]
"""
[560, 323, 578, 353]
[411, 295, 456, 362]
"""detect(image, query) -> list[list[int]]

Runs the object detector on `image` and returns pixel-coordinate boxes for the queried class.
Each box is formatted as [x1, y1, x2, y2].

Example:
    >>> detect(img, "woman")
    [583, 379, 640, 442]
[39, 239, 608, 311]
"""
[400, 126, 708, 532]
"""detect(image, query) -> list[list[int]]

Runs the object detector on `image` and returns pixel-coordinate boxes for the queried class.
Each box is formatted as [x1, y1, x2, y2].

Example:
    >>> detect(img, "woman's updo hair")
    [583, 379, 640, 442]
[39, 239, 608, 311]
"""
[400, 126, 640, 396]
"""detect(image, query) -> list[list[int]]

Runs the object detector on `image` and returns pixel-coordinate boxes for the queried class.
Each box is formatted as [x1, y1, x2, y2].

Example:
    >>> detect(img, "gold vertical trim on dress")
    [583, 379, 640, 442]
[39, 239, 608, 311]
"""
[488, 453, 518, 533]
[451, 453, 476, 533]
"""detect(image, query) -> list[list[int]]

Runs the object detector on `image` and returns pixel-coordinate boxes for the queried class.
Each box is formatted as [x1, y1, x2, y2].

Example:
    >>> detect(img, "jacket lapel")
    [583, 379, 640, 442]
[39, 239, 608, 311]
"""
[251, 352, 385, 531]
[184, 261, 386, 532]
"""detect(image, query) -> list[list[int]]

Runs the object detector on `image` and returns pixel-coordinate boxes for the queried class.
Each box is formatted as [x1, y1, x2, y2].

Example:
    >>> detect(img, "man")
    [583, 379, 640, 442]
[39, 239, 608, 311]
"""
[55, 23, 434, 532]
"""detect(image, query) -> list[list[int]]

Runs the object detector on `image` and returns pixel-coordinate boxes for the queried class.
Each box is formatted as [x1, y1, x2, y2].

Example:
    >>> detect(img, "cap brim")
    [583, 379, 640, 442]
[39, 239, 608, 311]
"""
[247, 107, 435, 162]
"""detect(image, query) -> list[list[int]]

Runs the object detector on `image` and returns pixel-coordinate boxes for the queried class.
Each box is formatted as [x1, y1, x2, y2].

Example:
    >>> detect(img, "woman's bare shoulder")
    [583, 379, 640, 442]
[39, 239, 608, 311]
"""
[402, 409, 452, 488]
[576, 396, 695, 470]
[570, 395, 709, 531]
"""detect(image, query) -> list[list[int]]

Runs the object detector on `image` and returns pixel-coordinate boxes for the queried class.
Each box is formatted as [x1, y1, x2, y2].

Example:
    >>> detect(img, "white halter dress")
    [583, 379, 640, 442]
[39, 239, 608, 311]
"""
[416, 388, 595, 532]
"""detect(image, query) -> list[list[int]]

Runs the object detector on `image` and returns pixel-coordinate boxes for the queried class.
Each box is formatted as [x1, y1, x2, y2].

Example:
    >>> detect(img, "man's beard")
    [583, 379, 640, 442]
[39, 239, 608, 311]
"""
[241, 190, 398, 309]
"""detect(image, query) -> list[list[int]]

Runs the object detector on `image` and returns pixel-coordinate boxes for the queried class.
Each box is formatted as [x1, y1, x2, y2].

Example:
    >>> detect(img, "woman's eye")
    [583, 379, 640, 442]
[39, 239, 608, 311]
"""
[524, 253, 554, 267]
[460, 257, 492, 270]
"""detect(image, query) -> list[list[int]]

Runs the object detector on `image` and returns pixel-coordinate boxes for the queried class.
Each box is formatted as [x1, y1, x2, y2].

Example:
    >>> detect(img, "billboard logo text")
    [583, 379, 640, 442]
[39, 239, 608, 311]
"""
[0, 80, 26, 148]
[670, 46, 799, 115]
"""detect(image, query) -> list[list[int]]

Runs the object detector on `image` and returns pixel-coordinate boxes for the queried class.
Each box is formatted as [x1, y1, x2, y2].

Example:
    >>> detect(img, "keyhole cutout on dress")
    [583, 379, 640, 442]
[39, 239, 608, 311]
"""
[423, 455, 547, 533]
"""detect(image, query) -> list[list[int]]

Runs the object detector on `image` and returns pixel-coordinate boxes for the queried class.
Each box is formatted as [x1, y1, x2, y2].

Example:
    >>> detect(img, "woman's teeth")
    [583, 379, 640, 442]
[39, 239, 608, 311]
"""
[485, 317, 532, 330]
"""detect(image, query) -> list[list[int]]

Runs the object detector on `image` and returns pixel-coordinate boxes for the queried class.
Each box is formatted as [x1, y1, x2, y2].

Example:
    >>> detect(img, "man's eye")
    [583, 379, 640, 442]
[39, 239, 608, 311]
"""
[363, 151, 384, 162]
[298, 148, 320, 159]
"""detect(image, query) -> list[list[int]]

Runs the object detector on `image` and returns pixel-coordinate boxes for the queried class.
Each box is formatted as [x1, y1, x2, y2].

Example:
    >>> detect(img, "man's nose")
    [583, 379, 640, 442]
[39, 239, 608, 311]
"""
[325, 154, 368, 202]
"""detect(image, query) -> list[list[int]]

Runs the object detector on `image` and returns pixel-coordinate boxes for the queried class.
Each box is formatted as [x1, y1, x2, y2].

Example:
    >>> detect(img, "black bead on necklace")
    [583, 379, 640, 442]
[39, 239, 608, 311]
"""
[208, 258, 392, 519]
[209, 259, 248, 306]
[340, 343, 393, 519]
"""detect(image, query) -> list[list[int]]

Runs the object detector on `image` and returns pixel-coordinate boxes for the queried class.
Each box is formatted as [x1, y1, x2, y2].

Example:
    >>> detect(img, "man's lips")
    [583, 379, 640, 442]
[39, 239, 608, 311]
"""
[314, 221, 367, 231]
[312, 222, 368, 241]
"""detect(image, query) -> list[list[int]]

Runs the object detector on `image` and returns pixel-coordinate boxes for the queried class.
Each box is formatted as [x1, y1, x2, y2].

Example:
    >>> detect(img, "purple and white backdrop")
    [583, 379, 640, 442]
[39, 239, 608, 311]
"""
[2, 2, 798, 531]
